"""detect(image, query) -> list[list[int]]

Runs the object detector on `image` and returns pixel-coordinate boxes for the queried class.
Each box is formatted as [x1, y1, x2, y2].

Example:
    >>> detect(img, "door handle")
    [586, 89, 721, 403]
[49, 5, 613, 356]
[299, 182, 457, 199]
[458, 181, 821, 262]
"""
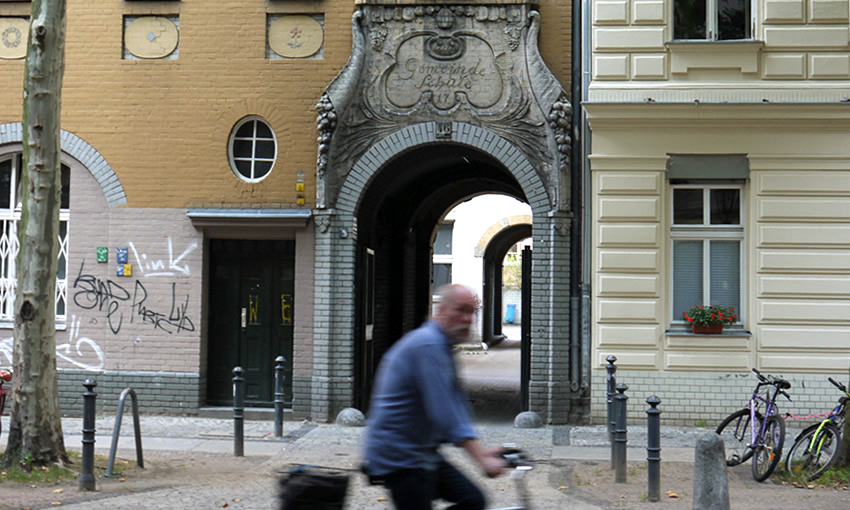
[241, 308, 247, 329]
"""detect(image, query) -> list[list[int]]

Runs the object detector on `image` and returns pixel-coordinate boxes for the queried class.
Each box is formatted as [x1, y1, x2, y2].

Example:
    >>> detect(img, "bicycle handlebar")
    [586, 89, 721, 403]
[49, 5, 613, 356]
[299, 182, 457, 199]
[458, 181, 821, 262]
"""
[752, 368, 791, 391]
[828, 377, 848, 394]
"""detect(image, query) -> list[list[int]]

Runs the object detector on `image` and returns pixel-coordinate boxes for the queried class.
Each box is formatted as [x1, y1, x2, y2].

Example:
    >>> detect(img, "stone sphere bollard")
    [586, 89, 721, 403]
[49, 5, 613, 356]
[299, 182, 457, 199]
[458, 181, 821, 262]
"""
[693, 432, 730, 510]
[335, 407, 366, 427]
[513, 411, 543, 429]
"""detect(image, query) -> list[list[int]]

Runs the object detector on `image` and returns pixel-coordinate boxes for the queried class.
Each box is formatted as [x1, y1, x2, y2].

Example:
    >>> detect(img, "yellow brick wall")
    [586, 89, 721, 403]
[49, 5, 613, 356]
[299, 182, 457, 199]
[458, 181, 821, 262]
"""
[0, 0, 573, 209]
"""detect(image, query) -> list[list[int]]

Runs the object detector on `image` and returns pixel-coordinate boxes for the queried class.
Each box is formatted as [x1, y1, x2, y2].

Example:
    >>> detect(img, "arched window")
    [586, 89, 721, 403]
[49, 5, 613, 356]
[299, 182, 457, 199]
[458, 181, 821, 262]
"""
[0, 152, 70, 324]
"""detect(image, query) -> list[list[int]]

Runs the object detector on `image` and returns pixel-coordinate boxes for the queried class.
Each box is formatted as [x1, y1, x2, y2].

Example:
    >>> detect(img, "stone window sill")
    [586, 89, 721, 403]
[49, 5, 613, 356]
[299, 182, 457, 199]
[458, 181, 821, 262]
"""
[666, 40, 765, 74]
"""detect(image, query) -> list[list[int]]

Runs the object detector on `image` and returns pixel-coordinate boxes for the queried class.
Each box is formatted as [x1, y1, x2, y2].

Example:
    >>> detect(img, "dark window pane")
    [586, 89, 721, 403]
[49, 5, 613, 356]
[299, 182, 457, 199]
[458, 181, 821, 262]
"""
[674, 188, 703, 224]
[56, 295, 65, 317]
[710, 189, 740, 224]
[674, 0, 707, 39]
[673, 240, 704, 319]
[433, 263, 452, 289]
[718, 0, 749, 40]
[60, 163, 70, 209]
[254, 161, 273, 177]
[255, 122, 273, 138]
[434, 223, 453, 255]
[0, 159, 11, 209]
[710, 240, 740, 315]
[235, 159, 252, 178]
[235, 121, 254, 138]
[255, 140, 275, 159]
[233, 140, 253, 158]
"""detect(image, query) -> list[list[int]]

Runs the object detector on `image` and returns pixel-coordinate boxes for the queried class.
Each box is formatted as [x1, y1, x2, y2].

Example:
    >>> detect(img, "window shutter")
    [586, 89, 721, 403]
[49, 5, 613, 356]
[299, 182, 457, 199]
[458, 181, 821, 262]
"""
[673, 240, 703, 319]
[709, 240, 740, 312]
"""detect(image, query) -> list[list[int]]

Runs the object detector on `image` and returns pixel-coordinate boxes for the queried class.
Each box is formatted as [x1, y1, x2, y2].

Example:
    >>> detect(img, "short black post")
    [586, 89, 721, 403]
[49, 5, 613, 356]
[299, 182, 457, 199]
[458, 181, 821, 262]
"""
[274, 356, 285, 438]
[606, 355, 617, 469]
[646, 396, 662, 502]
[233, 366, 244, 457]
[80, 379, 97, 491]
[613, 383, 629, 483]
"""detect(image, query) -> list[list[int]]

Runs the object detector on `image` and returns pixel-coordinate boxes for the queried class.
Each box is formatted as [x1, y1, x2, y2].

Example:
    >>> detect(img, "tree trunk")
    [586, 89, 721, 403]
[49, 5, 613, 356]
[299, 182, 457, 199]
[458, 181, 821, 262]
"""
[2, 0, 68, 469]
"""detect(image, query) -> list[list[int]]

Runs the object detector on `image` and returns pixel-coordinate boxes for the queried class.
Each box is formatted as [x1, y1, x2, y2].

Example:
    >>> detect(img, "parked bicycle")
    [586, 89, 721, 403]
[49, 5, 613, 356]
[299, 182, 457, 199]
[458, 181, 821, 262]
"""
[783, 376, 849, 481]
[715, 368, 791, 482]
[0, 369, 11, 436]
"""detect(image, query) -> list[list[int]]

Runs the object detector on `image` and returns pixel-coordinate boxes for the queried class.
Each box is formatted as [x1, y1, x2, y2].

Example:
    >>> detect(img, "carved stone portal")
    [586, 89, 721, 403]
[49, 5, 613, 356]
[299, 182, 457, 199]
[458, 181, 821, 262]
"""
[317, 2, 571, 211]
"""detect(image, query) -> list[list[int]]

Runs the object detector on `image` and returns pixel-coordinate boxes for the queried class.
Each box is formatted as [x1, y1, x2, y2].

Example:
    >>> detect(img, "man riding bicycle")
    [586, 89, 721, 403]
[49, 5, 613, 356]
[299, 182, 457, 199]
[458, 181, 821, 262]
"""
[362, 284, 507, 510]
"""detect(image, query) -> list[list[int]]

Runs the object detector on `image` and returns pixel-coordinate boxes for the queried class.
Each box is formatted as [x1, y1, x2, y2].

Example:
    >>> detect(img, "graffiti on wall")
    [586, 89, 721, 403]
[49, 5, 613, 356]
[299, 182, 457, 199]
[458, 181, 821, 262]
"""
[129, 237, 198, 277]
[72, 260, 196, 335]
[0, 315, 105, 370]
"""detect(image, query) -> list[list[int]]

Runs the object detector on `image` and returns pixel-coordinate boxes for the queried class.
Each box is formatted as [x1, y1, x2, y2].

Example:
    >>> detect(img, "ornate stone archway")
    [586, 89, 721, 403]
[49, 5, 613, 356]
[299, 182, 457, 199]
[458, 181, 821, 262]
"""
[302, 1, 579, 424]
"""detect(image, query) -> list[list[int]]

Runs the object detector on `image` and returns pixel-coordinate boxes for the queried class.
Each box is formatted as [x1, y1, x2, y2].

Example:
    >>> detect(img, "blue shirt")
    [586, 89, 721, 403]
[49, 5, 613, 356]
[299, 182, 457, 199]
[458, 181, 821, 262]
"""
[363, 320, 478, 476]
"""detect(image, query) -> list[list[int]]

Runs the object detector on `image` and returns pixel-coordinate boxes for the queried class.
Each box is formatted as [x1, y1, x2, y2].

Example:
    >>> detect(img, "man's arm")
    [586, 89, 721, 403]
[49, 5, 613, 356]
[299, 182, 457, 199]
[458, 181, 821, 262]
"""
[459, 438, 507, 478]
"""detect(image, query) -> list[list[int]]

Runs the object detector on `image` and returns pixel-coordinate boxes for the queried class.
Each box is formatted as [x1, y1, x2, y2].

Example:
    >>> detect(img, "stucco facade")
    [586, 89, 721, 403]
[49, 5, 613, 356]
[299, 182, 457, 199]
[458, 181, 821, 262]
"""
[585, 0, 850, 424]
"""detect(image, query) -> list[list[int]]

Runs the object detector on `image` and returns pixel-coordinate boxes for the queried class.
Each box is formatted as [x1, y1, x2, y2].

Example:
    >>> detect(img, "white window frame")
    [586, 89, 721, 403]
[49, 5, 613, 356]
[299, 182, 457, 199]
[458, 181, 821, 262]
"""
[432, 222, 454, 295]
[0, 149, 69, 327]
[673, 0, 756, 41]
[669, 183, 745, 327]
[228, 116, 277, 183]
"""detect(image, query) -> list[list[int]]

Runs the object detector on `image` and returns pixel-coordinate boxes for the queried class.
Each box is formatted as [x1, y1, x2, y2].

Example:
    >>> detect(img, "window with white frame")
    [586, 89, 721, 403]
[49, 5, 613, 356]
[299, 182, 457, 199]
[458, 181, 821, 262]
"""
[674, 0, 751, 41]
[228, 116, 276, 182]
[432, 222, 453, 291]
[0, 153, 69, 324]
[671, 185, 742, 325]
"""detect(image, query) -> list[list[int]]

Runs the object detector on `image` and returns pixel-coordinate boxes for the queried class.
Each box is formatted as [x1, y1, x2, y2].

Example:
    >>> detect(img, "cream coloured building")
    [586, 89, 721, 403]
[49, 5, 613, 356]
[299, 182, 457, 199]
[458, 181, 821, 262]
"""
[585, 0, 850, 423]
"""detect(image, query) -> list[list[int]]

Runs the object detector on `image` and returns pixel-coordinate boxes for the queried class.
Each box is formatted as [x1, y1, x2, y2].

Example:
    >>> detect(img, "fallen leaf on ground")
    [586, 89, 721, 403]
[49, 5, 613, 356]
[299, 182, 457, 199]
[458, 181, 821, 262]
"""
[221, 503, 228, 508]
[119, 477, 126, 482]
[233, 499, 242, 502]
[51, 502, 62, 506]
[665, 491, 679, 499]
[52, 489, 64, 494]
[377, 497, 388, 501]
[559, 485, 569, 490]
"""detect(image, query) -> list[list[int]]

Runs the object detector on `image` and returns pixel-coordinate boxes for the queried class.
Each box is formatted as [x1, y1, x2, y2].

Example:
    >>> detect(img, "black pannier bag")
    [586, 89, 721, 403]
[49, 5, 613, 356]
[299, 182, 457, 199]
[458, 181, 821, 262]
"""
[279, 466, 349, 510]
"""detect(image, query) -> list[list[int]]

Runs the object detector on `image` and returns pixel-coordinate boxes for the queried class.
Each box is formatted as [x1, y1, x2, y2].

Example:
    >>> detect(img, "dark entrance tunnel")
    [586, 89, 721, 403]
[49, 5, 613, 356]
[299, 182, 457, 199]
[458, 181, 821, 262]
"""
[353, 143, 528, 410]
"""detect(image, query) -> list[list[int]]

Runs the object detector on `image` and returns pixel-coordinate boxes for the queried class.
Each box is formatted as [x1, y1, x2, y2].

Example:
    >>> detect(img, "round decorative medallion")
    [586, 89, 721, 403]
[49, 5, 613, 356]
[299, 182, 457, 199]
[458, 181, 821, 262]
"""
[269, 15, 323, 59]
[0, 18, 29, 60]
[125, 16, 179, 59]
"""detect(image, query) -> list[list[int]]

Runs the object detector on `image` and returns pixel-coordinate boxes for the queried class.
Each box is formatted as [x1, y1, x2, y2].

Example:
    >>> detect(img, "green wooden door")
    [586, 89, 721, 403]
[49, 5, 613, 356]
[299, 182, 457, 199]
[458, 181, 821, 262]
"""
[207, 240, 294, 407]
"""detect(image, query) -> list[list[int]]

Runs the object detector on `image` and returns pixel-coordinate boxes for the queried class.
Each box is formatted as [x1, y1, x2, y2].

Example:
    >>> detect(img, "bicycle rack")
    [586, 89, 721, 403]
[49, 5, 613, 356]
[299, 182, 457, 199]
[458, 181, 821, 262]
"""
[105, 387, 144, 477]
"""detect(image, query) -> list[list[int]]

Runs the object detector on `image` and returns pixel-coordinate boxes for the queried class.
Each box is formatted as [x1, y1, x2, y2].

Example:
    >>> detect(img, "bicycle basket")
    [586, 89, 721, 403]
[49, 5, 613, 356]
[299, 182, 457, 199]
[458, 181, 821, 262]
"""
[279, 466, 349, 510]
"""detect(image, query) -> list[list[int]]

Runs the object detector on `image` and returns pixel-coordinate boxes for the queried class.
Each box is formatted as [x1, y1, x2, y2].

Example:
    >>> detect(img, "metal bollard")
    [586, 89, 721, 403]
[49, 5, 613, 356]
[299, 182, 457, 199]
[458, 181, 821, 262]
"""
[613, 383, 628, 483]
[233, 366, 244, 457]
[80, 379, 97, 491]
[274, 356, 285, 438]
[646, 396, 662, 502]
[606, 355, 617, 469]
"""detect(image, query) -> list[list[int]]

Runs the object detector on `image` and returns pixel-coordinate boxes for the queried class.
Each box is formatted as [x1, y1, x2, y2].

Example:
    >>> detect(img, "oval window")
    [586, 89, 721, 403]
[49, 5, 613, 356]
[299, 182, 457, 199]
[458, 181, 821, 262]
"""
[228, 117, 277, 182]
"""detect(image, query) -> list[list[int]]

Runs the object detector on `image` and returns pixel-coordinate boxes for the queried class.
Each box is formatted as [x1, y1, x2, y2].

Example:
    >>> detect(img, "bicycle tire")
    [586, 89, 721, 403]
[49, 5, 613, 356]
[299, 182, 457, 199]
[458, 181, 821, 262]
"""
[752, 415, 785, 482]
[716, 409, 760, 466]
[784, 422, 841, 481]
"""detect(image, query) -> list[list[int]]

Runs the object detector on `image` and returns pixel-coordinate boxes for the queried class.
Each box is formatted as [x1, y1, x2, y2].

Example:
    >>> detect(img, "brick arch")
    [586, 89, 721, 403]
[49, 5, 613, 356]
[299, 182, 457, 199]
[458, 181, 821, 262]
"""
[474, 214, 533, 257]
[0, 122, 127, 207]
[335, 122, 551, 217]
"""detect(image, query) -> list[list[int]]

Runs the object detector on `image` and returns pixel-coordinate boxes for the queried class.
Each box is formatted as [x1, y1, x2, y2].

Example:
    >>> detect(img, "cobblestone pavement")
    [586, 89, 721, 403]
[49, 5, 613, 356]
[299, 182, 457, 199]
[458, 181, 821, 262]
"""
[2, 415, 846, 510]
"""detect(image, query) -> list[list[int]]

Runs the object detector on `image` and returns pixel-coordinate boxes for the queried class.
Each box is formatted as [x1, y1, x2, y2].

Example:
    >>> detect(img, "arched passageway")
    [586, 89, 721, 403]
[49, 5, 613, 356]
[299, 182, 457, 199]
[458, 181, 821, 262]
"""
[353, 143, 526, 411]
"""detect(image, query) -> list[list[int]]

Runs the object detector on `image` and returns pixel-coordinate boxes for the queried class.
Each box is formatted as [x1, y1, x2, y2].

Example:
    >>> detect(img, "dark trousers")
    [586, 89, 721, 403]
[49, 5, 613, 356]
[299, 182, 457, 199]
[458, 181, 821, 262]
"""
[384, 460, 486, 510]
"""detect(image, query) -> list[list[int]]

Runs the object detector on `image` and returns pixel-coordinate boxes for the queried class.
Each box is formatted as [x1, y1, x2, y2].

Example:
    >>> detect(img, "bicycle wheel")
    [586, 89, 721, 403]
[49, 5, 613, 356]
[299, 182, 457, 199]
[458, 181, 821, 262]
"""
[784, 422, 841, 481]
[716, 409, 760, 466]
[752, 415, 785, 482]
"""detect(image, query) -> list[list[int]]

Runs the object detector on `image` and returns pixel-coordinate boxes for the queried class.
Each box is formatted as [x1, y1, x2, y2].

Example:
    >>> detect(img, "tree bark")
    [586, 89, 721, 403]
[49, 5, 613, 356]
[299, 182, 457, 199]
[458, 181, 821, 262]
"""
[2, 0, 68, 469]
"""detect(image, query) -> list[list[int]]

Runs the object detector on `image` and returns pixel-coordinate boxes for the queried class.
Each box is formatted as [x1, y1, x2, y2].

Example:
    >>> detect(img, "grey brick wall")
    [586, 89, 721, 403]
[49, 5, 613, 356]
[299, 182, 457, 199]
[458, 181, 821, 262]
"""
[589, 369, 850, 428]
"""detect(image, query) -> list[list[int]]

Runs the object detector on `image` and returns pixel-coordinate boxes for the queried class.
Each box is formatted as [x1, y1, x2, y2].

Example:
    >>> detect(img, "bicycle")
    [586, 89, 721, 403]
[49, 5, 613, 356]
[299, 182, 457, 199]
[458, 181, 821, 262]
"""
[279, 447, 535, 510]
[0, 369, 11, 437]
[783, 376, 849, 481]
[715, 368, 791, 482]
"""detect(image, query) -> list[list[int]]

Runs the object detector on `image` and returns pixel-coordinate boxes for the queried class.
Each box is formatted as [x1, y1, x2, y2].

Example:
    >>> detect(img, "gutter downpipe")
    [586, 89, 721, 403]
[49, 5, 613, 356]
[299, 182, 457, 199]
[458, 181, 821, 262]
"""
[569, 0, 587, 421]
